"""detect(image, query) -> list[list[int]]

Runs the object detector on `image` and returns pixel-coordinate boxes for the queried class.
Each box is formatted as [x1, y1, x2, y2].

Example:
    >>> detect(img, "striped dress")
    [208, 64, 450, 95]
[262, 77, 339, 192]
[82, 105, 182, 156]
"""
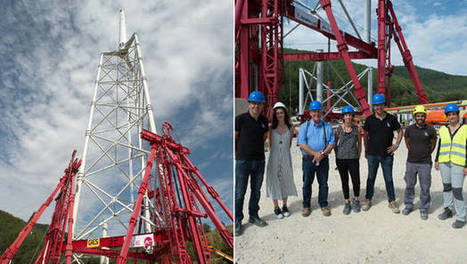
[266, 129, 297, 200]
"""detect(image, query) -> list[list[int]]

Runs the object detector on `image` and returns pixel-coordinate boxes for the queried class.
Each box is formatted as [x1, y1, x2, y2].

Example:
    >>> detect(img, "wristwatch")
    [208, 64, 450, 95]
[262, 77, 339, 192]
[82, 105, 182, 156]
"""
[320, 151, 326, 156]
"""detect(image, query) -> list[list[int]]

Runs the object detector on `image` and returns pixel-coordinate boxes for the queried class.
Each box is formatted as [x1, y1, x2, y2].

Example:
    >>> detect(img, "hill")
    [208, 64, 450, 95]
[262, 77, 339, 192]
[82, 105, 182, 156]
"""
[0, 210, 48, 263]
[280, 48, 467, 112]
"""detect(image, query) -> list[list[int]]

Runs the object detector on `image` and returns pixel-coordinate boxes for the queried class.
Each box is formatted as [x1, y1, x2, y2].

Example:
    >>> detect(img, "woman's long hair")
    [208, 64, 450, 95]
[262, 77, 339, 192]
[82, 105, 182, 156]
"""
[271, 107, 291, 129]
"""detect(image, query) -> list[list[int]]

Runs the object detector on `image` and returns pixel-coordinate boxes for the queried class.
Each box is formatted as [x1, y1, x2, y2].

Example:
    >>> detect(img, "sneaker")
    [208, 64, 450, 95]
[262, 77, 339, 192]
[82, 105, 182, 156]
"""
[235, 221, 242, 236]
[452, 220, 466, 229]
[438, 208, 453, 220]
[282, 205, 291, 217]
[321, 207, 331, 217]
[301, 207, 311, 217]
[352, 199, 360, 213]
[420, 209, 428, 220]
[249, 216, 267, 227]
[274, 207, 284, 219]
[402, 207, 413, 216]
[362, 199, 371, 211]
[389, 201, 400, 214]
[343, 202, 351, 215]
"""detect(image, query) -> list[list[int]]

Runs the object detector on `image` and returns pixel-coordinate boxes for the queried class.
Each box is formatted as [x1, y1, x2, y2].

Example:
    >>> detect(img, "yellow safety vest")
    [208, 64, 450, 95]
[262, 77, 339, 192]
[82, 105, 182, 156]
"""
[438, 124, 466, 166]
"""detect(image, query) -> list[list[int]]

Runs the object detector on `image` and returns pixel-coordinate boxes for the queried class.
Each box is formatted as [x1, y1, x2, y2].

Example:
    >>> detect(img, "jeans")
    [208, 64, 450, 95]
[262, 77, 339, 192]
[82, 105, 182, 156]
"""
[403, 162, 432, 210]
[302, 157, 329, 208]
[365, 155, 396, 202]
[235, 160, 265, 222]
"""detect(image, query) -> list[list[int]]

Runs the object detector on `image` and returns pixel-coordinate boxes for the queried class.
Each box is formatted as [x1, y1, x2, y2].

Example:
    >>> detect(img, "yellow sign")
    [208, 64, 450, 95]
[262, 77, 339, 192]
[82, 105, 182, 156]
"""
[86, 238, 100, 248]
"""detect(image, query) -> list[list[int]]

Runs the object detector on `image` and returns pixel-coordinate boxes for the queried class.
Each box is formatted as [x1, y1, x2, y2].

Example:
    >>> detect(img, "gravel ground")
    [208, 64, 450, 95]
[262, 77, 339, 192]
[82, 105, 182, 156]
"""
[235, 137, 467, 264]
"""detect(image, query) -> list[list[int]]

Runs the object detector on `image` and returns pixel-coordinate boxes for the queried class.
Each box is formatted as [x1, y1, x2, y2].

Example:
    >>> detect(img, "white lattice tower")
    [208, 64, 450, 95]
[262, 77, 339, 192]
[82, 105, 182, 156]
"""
[72, 9, 159, 249]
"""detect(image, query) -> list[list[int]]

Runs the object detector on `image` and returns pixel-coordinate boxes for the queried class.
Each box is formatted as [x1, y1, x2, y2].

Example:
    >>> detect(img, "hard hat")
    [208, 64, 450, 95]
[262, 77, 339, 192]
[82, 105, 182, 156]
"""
[372, 93, 386, 105]
[248, 91, 265, 103]
[444, 103, 459, 114]
[342, 106, 355, 114]
[412, 105, 427, 115]
[273, 102, 286, 110]
[308, 100, 323, 110]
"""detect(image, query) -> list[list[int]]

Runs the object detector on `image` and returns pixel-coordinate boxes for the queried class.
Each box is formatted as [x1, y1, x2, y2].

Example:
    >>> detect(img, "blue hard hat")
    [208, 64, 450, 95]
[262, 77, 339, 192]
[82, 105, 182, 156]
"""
[342, 106, 355, 114]
[308, 100, 323, 110]
[444, 103, 459, 114]
[248, 91, 265, 103]
[372, 93, 386, 105]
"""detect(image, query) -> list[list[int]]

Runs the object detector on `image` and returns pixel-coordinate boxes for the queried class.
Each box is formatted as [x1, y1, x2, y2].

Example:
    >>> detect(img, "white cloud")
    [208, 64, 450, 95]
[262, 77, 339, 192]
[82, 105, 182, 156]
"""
[0, 0, 232, 225]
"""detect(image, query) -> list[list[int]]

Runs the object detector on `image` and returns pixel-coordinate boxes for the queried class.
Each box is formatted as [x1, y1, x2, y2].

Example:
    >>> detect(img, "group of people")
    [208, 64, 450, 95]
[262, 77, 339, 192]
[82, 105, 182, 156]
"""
[235, 91, 466, 236]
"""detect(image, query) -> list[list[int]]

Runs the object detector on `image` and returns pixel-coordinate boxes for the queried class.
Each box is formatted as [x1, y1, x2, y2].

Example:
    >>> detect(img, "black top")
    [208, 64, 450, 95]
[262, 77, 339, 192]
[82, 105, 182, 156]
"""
[405, 124, 437, 164]
[235, 112, 269, 160]
[363, 112, 401, 156]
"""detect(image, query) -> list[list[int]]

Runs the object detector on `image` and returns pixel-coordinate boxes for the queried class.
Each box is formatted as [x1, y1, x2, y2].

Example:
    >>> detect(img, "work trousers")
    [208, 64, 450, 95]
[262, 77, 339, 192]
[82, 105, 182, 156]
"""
[403, 162, 432, 210]
[439, 162, 466, 222]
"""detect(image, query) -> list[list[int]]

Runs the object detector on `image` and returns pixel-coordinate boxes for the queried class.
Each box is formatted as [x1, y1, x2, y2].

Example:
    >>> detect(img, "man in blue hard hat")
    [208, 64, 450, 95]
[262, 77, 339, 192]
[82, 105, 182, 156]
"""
[235, 91, 269, 236]
[362, 93, 403, 214]
[434, 103, 467, 229]
[297, 100, 335, 217]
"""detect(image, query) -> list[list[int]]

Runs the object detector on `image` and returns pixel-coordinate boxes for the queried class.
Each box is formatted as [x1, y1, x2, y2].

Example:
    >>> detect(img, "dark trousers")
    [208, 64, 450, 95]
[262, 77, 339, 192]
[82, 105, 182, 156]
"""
[302, 157, 329, 208]
[404, 162, 432, 210]
[336, 158, 360, 200]
[365, 155, 396, 202]
[235, 160, 265, 222]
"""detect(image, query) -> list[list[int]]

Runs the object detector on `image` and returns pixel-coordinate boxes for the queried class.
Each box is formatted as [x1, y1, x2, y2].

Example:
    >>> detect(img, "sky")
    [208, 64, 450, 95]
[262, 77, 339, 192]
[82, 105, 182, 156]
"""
[285, 0, 467, 76]
[0, 0, 233, 229]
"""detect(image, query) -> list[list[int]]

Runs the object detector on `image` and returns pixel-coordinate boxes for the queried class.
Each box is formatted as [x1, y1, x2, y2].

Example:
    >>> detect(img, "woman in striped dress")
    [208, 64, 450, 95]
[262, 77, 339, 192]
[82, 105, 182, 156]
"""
[266, 102, 297, 219]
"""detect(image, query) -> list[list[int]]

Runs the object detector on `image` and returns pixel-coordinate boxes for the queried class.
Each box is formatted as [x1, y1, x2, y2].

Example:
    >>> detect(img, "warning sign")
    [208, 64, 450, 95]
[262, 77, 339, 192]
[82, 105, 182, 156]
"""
[86, 238, 100, 248]
[130, 234, 154, 248]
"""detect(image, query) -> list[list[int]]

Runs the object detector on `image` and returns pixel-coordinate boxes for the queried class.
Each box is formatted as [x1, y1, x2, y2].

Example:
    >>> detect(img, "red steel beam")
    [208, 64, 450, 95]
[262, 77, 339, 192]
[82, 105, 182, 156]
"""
[116, 145, 157, 264]
[388, 0, 428, 104]
[285, 5, 377, 56]
[319, 0, 371, 116]
[284, 51, 376, 61]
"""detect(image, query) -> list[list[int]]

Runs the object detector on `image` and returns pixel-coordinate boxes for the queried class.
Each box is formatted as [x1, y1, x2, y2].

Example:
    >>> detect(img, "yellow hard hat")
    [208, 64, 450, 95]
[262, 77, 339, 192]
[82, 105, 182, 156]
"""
[413, 105, 427, 115]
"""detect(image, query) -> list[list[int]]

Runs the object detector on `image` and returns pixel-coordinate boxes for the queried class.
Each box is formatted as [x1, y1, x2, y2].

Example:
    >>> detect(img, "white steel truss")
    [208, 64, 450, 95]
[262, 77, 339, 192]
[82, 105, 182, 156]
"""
[72, 14, 159, 247]
[298, 62, 369, 117]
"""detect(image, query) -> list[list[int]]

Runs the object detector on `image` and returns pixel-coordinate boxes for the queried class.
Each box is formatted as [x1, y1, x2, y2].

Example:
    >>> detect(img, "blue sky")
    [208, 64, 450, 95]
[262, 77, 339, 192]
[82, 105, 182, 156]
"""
[0, 0, 232, 228]
[287, 0, 467, 76]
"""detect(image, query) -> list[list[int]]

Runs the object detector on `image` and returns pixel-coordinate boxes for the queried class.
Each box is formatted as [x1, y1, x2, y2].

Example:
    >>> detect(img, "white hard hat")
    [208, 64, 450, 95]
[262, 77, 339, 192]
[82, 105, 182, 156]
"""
[273, 102, 286, 110]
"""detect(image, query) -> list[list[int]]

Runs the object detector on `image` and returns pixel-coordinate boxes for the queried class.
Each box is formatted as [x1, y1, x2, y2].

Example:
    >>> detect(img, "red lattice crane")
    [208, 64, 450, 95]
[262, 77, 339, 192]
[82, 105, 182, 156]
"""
[1, 123, 233, 264]
[235, 0, 428, 117]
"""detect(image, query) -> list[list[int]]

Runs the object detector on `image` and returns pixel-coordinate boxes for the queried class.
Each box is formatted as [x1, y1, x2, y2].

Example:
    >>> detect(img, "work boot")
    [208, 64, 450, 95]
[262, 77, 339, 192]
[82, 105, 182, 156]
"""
[362, 199, 371, 211]
[452, 220, 466, 229]
[420, 209, 428, 220]
[343, 202, 351, 215]
[389, 201, 400, 214]
[274, 207, 284, 219]
[352, 199, 360, 213]
[438, 208, 453, 220]
[235, 221, 242, 236]
[282, 205, 291, 217]
[402, 207, 413, 216]
[321, 207, 331, 217]
[249, 216, 267, 227]
[301, 207, 311, 217]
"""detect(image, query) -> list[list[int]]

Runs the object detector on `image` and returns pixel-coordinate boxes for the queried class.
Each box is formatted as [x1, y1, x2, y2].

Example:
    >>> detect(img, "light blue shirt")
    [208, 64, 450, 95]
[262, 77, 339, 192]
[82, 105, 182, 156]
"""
[297, 120, 335, 155]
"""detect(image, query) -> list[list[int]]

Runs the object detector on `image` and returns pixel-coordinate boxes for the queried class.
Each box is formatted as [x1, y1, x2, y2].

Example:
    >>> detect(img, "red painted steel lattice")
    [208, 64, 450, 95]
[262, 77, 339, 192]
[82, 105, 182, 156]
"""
[1, 123, 233, 264]
[235, 0, 428, 117]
